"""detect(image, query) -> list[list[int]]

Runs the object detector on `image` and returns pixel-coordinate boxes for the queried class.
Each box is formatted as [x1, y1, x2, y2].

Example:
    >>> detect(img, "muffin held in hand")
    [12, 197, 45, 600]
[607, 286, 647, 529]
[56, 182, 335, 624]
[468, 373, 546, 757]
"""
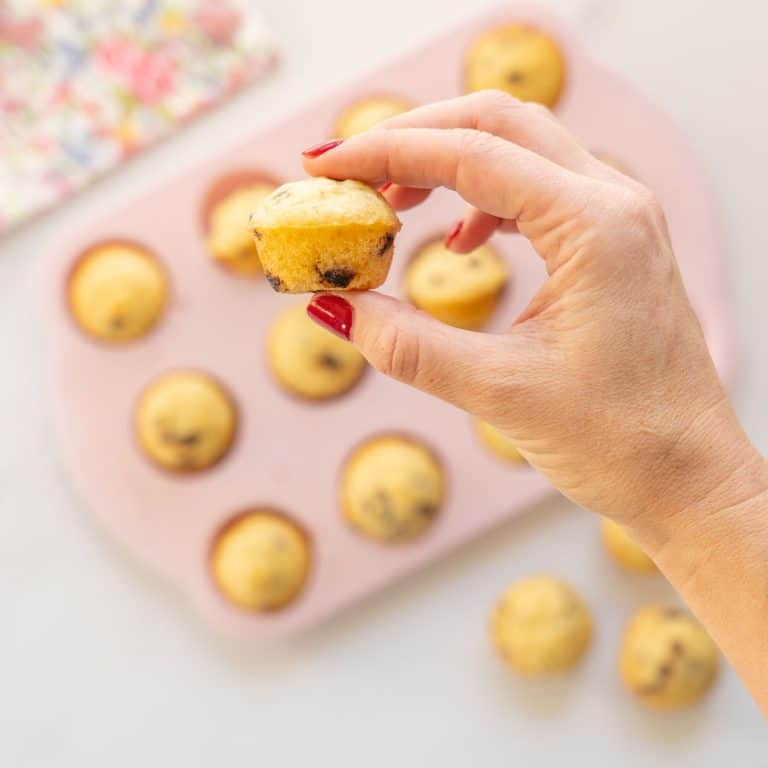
[211, 510, 311, 612]
[601, 518, 656, 573]
[620, 606, 719, 709]
[249, 177, 401, 293]
[492, 576, 592, 676]
[476, 420, 526, 463]
[68, 241, 167, 342]
[340, 434, 445, 542]
[335, 95, 412, 138]
[405, 240, 508, 329]
[267, 302, 366, 399]
[203, 172, 277, 274]
[465, 24, 566, 108]
[135, 370, 237, 472]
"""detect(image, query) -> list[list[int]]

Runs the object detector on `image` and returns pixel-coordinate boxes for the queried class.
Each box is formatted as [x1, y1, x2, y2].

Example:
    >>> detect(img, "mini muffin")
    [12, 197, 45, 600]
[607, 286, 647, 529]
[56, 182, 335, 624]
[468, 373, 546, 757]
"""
[135, 370, 237, 472]
[620, 605, 719, 709]
[405, 239, 508, 329]
[68, 241, 167, 341]
[340, 434, 444, 542]
[601, 518, 656, 573]
[203, 172, 278, 274]
[249, 177, 401, 293]
[476, 420, 526, 463]
[336, 95, 412, 138]
[211, 510, 311, 611]
[492, 576, 592, 676]
[267, 302, 366, 399]
[465, 24, 566, 108]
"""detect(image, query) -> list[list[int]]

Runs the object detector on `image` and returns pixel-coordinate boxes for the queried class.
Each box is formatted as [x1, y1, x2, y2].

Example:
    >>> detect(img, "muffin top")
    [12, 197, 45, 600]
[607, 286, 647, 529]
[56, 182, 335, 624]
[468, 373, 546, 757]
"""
[250, 177, 400, 230]
[406, 240, 508, 304]
[69, 241, 167, 341]
[336, 95, 412, 138]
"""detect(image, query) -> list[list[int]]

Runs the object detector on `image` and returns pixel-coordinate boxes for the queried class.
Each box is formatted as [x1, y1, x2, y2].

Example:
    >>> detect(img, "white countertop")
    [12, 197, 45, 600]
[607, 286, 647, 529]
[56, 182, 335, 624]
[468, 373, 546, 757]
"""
[2, 1, 766, 764]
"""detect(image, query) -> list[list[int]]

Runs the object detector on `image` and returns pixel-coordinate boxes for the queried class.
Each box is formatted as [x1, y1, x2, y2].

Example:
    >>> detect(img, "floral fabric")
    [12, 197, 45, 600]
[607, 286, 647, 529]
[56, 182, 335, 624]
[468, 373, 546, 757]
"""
[0, 0, 276, 234]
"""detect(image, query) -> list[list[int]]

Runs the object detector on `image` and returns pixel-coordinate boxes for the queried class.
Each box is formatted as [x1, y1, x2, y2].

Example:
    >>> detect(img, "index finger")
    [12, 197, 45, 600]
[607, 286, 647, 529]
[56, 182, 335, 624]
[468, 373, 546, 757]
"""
[302, 127, 582, 223]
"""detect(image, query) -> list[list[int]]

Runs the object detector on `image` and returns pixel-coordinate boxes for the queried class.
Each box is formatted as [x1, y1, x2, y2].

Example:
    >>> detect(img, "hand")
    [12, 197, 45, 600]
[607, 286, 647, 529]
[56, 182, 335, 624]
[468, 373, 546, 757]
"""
[302, 91, 755, 539]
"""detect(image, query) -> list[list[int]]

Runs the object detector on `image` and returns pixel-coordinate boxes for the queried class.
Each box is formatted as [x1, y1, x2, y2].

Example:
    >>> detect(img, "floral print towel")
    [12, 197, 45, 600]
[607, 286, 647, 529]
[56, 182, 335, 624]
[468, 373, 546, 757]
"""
[0, 0, 277, 235]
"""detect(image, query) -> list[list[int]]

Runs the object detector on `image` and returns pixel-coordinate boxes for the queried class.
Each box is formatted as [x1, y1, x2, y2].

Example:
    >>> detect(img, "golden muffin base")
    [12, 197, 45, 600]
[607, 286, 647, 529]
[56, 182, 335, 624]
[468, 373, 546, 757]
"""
[211, 510, 311, 612]
[601, 518, 656, 573]
[620, 606, 719, 709]
[492, 576, 592, 676]
[335, 95, 412, 138]
[465, 24, 566, 108]
[249, 178, 401, 293]
[476, 420, 525, 463]
[267, 302, 366, 399]
[204, 176, 277, 274]
[340, 434, 445, 542]
[405, 240, 508, 330]
[68, 241, 168, 342]
[135, 371, 237, 473]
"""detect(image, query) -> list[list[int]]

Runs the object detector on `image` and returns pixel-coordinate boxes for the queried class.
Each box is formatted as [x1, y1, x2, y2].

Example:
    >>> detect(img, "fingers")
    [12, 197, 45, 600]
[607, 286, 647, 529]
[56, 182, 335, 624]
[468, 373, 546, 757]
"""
[303, 127, 581, 223]
[374, 90, 603, 177]
[382, 184, 432, 211]
[306, 292, 516, 414]
[445, 207, 504, 253]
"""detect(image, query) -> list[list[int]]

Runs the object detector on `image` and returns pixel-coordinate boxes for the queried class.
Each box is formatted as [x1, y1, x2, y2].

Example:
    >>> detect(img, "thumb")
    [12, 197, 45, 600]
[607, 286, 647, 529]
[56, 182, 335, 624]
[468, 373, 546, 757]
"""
[306, 292, 516, 415]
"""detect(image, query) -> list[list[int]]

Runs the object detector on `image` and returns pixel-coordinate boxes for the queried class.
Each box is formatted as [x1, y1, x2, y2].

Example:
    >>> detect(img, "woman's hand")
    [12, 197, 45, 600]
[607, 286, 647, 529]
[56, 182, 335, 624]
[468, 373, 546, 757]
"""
[302, 91, 768, 713]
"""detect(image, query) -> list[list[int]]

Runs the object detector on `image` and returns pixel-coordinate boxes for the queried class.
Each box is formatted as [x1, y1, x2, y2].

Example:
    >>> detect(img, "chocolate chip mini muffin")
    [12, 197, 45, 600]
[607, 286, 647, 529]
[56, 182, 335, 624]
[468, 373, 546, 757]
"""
[68, 241, 167, 342]
[492, 576, 592, 676]
[465, 24, 566, 108]
[475, 420, 525, 463]
[211, 510, 311, 612]
[601, 518, 656, 573]
[335, 95, 412, 138]
[135, 370, 237, 472]
[620, 606, 719, 709]
[249, 177, 401, 293]
[340, 434, 444, 542]
[404, 239, 508, 329]
[267, 302, 366, 399]
[203, 172, 278, 274]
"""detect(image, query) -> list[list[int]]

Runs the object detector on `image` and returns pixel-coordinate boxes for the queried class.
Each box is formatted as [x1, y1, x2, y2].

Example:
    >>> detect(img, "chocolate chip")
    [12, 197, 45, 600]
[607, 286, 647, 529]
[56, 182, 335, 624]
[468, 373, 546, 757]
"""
[109, 315, 125, 330]
[467, 257, 481, 268]
[663, 607, 682, 619]
[415, 502, 437, 518]
[377, 233, 394, 256]
[506, 70, 525, 84]
[252, 230, 263, 240]
[161, 430, 201, 446]
[317, 352, 343, 370]
[264, 271, 284, 291]
[658, 664, 673, 678]
[670, 641, 685, 656]
[320, 267, 355, 288]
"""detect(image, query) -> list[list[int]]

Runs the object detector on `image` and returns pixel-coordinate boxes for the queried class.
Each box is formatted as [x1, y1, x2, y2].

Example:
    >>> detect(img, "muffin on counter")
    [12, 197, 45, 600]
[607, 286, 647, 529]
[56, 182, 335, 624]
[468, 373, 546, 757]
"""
[267, 302, 366, 399]
[601, 518, 656, 573]
[475, 420, 525, 463]
[211, 510, 311, 611]
[340, 434, 445, 542]
[68, 241, 167, 342]
[203, 172, 278, 274]
[492, 576, 592, 676]
[135, 370, 237, 472]
[465, 24, 566, 108]
[335, 95, 413, 138]
[249, 177, 401, 293]
[620, 605, 719, 709]
[405, 239, 508, 329]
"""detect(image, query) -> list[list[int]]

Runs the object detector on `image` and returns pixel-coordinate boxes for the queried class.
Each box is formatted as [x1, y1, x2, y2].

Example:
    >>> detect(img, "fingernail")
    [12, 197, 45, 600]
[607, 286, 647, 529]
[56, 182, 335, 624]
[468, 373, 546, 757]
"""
[302, 139, 343, 158]
[444, 219, 463, 248]
[378, 181, 392, 193]
[307, 294, 354, 340]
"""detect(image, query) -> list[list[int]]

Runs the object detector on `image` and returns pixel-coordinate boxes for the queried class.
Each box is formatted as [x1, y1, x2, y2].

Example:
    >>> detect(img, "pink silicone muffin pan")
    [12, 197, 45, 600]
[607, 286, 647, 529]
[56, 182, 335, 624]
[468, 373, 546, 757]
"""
[41, 5, 736, 639]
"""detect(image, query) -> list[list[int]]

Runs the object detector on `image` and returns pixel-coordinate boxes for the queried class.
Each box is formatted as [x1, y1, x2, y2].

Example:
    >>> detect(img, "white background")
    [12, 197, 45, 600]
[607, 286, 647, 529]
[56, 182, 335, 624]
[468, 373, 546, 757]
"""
[2, 0, 767, 764]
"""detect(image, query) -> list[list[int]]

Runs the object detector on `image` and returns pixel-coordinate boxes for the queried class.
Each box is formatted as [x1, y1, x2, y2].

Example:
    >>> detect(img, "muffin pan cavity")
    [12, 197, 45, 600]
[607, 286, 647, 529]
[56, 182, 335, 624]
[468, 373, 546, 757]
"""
[43, 6, 735, 638]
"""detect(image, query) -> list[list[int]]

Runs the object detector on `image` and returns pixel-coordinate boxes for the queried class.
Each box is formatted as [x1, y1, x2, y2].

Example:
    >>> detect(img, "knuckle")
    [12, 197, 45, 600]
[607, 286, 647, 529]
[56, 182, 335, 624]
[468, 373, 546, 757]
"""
[624, 187, 667, 230]
[525, 101, 555, 122]
[367, 323, 422, 384]
[474, 88, 521, 112]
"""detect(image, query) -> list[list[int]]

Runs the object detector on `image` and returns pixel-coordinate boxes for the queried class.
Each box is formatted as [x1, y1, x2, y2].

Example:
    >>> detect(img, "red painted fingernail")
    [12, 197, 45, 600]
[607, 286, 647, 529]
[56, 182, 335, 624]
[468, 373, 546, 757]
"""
[302, 139, 343, 158]
[307, 294, 354, 340]
[444, 219, 463, 248]
[378, 181, 392, 193]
